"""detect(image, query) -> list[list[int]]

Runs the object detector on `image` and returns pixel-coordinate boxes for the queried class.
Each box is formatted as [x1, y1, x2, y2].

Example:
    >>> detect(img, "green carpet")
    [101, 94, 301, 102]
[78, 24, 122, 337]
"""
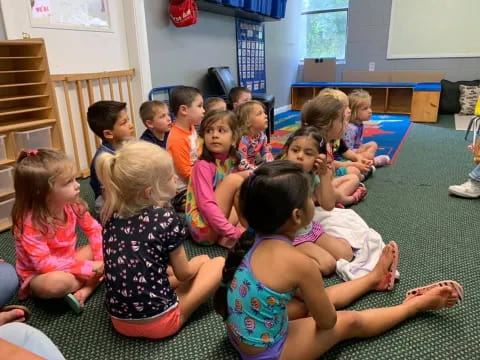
[1, 114, 478, 359]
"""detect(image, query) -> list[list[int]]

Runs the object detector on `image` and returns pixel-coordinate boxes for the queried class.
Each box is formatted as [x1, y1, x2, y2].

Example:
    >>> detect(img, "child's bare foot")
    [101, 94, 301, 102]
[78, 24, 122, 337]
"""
[370, 243, 394, 291]
[73, 278, 101, 306]
[404, 285, 460, 311]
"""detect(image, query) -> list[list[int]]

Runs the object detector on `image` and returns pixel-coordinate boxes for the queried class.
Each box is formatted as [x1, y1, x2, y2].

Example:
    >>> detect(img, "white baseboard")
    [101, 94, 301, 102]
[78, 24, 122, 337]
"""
[274, 104, 291, 114]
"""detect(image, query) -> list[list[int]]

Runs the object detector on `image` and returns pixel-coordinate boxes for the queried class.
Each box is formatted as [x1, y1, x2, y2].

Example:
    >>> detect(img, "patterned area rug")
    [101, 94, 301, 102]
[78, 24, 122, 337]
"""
[270, 111, 413, 164]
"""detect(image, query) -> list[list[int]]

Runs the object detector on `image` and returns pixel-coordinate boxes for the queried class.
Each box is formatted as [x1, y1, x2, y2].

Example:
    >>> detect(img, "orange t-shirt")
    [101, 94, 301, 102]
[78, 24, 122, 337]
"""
[166, 124, 201, 189]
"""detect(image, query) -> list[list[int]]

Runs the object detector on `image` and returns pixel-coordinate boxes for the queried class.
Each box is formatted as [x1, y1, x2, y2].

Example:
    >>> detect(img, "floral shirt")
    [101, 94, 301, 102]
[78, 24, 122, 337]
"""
[238, 132, 274, 171]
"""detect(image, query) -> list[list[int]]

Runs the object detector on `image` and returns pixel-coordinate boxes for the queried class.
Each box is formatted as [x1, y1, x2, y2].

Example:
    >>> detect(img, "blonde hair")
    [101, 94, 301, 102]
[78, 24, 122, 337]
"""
[235, 100, 265, 136]
[318, 88, 349, 106]
[349, 89, 372, 123]
[300, 93, 346, 139]
[96, 141, 174, 223]
[12, 149, 84, 236]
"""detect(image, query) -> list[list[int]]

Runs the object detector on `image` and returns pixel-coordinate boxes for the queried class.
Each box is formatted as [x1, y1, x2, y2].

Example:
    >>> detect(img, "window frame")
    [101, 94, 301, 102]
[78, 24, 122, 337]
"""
[301, 4, 349, 63]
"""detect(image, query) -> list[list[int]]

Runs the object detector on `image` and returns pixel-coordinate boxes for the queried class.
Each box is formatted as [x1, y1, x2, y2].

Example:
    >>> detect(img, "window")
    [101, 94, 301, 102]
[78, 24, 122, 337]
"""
[301, 0, 349, 61]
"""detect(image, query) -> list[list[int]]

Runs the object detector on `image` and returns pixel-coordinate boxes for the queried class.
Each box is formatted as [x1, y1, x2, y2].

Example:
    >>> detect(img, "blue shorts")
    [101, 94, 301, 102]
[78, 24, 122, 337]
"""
[228, 333, 286, 360]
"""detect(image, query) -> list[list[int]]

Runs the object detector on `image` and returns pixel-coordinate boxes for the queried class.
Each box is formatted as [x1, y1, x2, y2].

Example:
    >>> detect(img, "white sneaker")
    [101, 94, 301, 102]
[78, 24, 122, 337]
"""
[448, 179, 480, 198]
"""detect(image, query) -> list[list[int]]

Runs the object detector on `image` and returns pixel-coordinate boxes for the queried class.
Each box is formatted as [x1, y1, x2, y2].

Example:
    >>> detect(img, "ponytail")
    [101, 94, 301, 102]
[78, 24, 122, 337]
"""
[213, 230, 255, 319]
[95, 152, 122, 224]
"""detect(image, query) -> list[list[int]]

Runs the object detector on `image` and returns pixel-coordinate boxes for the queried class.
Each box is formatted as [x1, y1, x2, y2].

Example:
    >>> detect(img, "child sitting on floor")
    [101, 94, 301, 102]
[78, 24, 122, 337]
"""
[236, 100, 274, 171]
[301, 94, 367, 206]
[281, 127, 353, 275]
[228, 86, 252, 109]
[186, 110, 248, 249]
[139, 100, 171, 149]
[204, 97, 227, 113]
[87, 100, 135, 213]
[166, 86, 204, 212]
[13, 149, 103, 313]
[214, 160, 463, 360]
[345, 89, 390, 167]
[96, 141, 224, 339]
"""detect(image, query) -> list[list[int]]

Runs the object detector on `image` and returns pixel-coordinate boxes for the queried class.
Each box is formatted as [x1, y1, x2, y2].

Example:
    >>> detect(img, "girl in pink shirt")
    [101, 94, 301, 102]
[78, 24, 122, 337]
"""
[186, 110, 249, 248]
[13, 149, 103, 313]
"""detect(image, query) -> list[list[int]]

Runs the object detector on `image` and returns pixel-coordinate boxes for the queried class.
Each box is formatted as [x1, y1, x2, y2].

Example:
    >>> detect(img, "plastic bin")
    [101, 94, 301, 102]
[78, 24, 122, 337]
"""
[270, 0, 287, 18]
[0, 197, 14, 226]
[223, 0, 244, 7]
[0, 166, 13, 195]
[0, 135, 6, 161]
[15, 126, 52, 153]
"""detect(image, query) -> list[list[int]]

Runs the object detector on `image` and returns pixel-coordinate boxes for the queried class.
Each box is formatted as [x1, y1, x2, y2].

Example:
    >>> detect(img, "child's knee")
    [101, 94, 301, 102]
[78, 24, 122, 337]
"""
[347, 167, 361, 176]
[318, 256, 336, 276]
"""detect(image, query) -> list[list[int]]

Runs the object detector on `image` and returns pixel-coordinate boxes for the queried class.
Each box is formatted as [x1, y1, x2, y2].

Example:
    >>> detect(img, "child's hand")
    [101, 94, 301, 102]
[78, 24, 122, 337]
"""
[360, 158, 373, 167]
[315, 154, 329, 176]
[92, 261, 104, 276]
[354, 161, 371, 173]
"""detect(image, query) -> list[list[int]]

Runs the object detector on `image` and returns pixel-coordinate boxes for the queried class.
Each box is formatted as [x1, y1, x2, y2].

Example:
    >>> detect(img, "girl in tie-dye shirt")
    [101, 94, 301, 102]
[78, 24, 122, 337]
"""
[13, 149, 103, 313]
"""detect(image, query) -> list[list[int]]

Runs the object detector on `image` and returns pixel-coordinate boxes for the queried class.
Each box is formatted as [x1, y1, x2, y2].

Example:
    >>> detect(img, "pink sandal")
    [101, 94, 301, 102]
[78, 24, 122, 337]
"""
[351, 184, 368, 204]
[405, 280, 464, 303]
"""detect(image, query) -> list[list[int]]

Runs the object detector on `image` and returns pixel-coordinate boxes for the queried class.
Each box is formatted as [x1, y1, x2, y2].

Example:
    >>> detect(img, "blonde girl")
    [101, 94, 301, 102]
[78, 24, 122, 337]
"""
[96, 141, 224, 339]
[214, 160, 462, 360]
[236, 100, 274, 170]
[345, 89, 390, 167]
[186, 110, 248, 249]
[301, 95, 368, 205]
[281, 127, 353, 275]
[13, 149, 103, 313]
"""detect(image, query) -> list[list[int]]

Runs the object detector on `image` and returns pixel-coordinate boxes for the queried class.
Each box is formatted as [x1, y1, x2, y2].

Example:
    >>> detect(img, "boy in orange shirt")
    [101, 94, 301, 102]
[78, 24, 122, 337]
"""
[166, 86, 205, 211]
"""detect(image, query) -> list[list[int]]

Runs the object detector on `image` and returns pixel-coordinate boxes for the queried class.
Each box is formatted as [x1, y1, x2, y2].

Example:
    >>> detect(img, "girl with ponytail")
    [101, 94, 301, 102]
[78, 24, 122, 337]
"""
[96, 141, 224, 339]
[214, 160, 462, 360]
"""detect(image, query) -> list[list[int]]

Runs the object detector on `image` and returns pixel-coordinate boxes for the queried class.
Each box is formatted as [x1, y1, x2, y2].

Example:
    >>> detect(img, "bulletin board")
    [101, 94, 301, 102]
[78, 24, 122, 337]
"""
[236, 18, 266, 94]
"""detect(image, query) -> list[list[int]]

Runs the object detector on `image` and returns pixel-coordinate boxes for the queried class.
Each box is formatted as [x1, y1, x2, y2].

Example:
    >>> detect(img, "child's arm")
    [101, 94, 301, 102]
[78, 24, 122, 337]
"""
[168, 136, 194, 181]
[18, 221, 95, 278]
[191, 161, 243, 240]
[293, 252, 337, 329]
[314, 155, 336, 210]
[73, 204, 103, 261]
[342, 149, 359, 162]
[259, 133, 274, 162]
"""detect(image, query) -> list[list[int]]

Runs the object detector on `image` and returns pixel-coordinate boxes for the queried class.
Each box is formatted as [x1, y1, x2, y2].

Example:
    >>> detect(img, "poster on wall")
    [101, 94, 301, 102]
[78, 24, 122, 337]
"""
[28, 0, 112, 32]
[236, 18, 266, 94]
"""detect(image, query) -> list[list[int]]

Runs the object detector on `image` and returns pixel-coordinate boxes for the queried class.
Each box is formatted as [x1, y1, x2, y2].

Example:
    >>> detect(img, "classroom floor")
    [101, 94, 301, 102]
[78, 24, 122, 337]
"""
[0, 115, 478, 359]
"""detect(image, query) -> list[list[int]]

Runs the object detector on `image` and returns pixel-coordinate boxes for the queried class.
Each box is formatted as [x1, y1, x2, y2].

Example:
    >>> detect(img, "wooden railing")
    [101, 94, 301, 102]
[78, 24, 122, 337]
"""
[51, 69, 136, 177]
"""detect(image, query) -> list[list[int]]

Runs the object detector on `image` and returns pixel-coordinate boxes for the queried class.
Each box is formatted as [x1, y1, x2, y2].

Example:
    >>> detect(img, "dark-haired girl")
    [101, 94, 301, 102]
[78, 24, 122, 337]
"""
[186, 110, 249, 248]
[215, 160, 462, 360]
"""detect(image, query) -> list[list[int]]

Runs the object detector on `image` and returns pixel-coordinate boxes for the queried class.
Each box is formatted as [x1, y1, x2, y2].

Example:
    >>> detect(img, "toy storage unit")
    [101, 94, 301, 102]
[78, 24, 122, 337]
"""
[290, 82, 441, 123]
[0, 38, 64, 231]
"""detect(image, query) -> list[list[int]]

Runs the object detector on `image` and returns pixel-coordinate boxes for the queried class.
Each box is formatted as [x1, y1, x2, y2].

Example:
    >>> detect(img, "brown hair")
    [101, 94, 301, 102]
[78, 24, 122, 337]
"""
[300, 94, 345, 139]
[198, 110, 240, 164]
[139, 100, 167, 126]
[87, 100, 127, 140]
[12, 149, 85, 236]
[169, 86, 202, 116]
[204, 97, 227, 113]
[348, 89, 372, 123]
[228, 86, 251, 104]
[235, 100, 265, 136]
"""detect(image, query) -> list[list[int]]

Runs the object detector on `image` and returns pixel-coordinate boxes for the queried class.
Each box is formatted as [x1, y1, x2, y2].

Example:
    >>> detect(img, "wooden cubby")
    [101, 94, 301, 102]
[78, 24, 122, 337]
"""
[0, 39, 64, 231]
[291, 85, 415, 115]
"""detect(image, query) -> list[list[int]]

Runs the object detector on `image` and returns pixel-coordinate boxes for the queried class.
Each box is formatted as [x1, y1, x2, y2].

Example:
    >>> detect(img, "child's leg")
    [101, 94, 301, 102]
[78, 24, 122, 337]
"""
[281, 285, 459, 360]
[29, 272, 84, 300]
[295, 243, 336, 276]
[332, 174, 360, 205]
[315, 233, 353, 262]
[215, 173, 247, 221]
[357, 141, 377, 160]
[176, 256, 225, 326]
[71, 245, 102, 306]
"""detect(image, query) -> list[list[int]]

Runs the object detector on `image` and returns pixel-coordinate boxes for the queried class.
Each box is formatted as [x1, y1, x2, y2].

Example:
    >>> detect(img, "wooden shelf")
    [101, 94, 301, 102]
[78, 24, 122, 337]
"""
[0, 118, 56, 132]
[0, 106, 51, 117]
[0, 81, 46, 88]
[0, 38, 64, 231]
[0, 94, 48, 102]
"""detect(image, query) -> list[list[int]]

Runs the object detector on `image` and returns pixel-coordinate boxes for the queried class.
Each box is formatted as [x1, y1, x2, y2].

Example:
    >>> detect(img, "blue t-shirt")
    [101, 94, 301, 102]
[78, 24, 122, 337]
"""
[90, 140, 115, 199]
[140, 129, 169, 149]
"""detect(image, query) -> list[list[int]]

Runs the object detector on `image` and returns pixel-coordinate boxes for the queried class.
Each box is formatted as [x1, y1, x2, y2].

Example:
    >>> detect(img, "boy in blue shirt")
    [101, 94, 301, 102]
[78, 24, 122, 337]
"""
[139, 100, 171, 149]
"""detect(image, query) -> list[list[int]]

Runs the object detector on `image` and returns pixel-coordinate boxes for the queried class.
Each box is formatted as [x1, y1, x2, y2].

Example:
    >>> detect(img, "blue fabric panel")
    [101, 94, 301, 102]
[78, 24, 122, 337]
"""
[413, 83, 442, 91]
[292, 82, 418, 88]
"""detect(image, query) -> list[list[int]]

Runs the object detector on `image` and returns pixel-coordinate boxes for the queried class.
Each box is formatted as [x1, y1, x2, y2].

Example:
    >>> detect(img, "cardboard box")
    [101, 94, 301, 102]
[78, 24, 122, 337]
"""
[303, 58, 336, 82]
